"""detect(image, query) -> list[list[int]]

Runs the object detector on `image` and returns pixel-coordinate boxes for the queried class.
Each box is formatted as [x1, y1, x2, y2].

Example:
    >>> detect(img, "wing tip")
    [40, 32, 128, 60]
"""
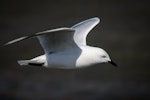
[91, 17, 100, 23]
[4, 42, 11, 46]
[4, 40, 16, 46]
[4, 36, 27, 46]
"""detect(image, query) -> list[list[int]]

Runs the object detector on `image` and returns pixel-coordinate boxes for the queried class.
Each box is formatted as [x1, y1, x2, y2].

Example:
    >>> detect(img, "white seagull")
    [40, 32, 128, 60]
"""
[5, 17, 117, 69]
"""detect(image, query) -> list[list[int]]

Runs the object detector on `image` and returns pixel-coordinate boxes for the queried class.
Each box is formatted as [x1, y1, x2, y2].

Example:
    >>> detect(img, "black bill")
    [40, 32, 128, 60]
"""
[108, 60, 117, 67]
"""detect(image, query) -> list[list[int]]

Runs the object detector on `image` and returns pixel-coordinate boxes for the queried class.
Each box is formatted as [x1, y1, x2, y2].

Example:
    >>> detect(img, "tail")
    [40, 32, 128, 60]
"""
[18, 60, 45, 66]
[18, 60, 30, 66]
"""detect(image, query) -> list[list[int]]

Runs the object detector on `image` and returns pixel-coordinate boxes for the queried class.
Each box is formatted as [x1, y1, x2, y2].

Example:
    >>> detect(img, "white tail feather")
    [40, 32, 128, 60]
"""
[18, 60, 30, 66]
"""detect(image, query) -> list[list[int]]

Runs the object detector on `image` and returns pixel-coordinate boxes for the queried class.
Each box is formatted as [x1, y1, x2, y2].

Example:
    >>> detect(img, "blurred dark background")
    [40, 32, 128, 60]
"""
[0, 0, 150, 100]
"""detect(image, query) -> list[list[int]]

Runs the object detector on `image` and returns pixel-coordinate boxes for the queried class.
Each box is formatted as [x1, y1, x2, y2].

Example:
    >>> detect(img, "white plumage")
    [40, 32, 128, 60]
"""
[6, 17, 117, 68]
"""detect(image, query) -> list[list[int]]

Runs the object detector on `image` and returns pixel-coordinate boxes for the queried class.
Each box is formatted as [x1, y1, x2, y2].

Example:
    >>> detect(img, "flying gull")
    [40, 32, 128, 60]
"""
[5, 17, 117, 69]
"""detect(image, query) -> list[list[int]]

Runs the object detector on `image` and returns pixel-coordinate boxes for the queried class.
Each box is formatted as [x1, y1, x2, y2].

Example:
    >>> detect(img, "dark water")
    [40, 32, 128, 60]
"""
[0, 0, 150, 99]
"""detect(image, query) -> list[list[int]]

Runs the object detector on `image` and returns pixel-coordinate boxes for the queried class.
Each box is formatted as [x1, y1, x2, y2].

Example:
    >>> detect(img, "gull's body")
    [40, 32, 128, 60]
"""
[6, 17, 117, 68]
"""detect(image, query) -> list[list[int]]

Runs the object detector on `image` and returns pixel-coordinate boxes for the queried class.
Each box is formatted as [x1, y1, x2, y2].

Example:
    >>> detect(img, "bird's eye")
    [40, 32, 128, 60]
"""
[101, 55, 106, 58]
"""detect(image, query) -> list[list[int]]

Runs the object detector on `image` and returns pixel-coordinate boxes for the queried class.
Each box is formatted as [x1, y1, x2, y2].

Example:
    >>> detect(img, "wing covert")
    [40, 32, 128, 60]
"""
[36, 28, 79, 54]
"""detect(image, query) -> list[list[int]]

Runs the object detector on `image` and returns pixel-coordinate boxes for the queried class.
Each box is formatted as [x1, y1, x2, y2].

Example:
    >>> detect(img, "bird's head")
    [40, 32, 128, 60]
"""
[97, 48, 117, 67]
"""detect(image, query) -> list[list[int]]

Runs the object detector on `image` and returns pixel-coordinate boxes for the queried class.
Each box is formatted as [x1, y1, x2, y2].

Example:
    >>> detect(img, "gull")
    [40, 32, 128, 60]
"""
[5, 17, 117, 69]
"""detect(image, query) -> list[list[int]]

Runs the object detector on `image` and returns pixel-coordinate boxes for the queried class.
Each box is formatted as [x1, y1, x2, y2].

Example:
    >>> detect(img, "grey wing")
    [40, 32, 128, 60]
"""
[37, 28, 78, 53]
[71, 17, 100, 46]
[5, 28, 79, 54]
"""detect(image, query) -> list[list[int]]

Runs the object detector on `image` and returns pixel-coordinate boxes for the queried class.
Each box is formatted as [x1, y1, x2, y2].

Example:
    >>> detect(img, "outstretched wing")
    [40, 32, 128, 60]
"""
[71, 17, 100, 46]
[5, 28, 79, 54]
[37, 28, 78, 53]
[5, 17, 100, 53]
